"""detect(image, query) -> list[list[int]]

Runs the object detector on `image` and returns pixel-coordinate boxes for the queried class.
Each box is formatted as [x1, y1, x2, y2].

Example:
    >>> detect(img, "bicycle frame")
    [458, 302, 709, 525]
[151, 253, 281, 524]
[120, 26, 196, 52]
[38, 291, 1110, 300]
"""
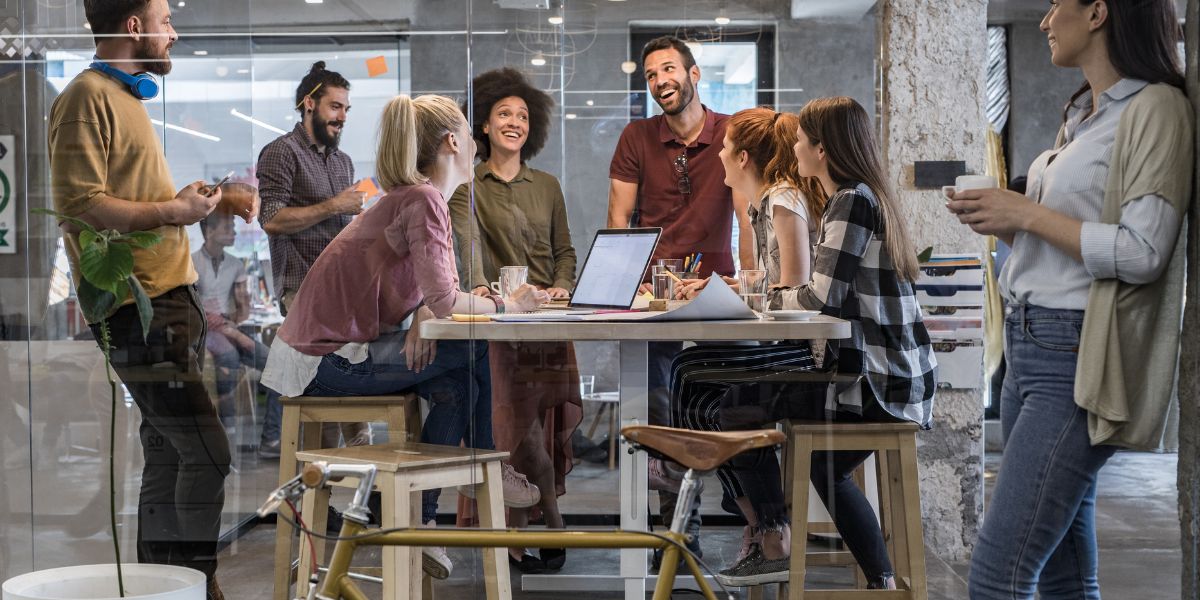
[267, 459, 722, 600]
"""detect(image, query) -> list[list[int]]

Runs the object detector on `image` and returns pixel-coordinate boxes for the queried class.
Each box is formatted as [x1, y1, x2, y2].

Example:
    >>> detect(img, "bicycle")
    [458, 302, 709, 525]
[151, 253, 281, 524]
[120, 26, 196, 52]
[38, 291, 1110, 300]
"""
[259, 424, 785, 600]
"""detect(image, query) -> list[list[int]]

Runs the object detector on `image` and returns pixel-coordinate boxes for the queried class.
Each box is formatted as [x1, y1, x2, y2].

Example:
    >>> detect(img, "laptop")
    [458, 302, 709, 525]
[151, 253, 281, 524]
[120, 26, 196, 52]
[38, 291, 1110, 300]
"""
[492, 227, 661, 320]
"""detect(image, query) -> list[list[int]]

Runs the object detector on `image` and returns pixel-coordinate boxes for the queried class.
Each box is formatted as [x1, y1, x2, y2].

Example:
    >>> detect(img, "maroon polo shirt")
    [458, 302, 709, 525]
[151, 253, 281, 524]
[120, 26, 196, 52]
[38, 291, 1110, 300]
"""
[609, 106, 734, 278]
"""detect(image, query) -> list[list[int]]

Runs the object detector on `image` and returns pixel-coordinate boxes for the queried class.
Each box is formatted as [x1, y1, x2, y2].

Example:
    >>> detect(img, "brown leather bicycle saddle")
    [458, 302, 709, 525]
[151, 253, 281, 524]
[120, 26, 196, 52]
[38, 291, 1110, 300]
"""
[621, 425, 785, 472]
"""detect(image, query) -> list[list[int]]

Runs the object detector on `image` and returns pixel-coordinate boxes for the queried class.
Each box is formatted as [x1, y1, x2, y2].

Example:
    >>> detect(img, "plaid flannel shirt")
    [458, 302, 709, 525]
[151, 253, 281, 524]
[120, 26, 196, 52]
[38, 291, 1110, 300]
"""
[770, 183, 937, 428]
[256, 124, 355, 299]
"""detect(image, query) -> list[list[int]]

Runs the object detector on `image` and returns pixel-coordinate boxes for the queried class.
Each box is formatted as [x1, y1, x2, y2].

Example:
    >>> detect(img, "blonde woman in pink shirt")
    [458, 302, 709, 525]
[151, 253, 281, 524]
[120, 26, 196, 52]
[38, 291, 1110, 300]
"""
[262, 94, 550, 579]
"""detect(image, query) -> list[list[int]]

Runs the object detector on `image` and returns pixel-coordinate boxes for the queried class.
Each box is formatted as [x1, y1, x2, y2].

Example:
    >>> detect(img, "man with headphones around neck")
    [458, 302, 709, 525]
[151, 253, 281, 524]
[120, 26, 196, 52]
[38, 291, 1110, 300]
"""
[48, 1, 234, 598]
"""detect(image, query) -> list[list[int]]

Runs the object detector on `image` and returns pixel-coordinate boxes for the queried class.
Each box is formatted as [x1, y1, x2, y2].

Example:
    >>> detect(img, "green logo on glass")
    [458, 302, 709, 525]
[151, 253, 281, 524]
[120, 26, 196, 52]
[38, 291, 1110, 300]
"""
[0, 170, 10, 215]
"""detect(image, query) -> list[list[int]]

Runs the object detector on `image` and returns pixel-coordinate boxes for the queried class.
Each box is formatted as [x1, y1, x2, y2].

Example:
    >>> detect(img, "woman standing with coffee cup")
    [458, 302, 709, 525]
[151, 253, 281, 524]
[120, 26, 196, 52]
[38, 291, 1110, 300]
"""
[448, 68, 582, 573]
[948, 2, 1193, 597]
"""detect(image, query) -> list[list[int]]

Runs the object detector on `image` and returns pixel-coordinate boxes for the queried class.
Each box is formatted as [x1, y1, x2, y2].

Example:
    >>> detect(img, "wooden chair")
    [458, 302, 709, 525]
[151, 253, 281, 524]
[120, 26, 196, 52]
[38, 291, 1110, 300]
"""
[294, 442, 513, 600]
[753, 421, 928, 600]
[272, 394, 421, 600]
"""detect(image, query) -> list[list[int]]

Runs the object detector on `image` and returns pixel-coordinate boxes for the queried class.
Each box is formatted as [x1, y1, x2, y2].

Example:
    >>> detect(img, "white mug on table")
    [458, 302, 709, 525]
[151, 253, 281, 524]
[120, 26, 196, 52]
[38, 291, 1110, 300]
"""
[490, 265, 529, 297]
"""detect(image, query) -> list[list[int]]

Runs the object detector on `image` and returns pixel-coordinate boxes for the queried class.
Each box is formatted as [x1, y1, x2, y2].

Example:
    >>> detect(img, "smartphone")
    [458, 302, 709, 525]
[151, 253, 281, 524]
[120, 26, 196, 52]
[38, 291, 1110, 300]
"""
[205, 171, 235, 197]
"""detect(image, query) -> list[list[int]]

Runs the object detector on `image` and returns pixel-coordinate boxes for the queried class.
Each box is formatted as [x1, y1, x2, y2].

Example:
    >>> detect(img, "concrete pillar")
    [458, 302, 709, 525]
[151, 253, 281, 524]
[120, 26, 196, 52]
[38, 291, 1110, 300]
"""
[878, 0, 989, 562]
[1179, 1, 1199, 596]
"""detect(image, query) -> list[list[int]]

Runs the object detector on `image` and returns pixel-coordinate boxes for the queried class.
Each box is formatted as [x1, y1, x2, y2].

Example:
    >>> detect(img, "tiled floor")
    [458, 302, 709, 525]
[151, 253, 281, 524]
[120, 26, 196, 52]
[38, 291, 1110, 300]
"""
[216, 450, 1181, 599]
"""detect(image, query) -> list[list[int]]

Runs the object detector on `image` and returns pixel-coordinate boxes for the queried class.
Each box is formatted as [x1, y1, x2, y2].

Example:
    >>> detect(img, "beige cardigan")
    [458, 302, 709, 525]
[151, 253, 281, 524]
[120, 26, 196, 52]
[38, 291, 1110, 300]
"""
[1073, 83, 1194, 451]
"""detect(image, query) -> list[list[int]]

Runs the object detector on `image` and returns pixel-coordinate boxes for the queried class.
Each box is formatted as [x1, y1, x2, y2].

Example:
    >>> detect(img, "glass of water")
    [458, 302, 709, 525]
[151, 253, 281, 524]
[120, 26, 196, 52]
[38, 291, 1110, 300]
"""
[738, 269, 768, 315]
[579, 375, 596, 398]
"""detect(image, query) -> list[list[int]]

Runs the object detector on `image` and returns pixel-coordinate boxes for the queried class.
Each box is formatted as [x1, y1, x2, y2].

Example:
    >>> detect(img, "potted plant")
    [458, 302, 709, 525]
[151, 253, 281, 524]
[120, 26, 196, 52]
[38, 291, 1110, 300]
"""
[1, 209, 204, 600]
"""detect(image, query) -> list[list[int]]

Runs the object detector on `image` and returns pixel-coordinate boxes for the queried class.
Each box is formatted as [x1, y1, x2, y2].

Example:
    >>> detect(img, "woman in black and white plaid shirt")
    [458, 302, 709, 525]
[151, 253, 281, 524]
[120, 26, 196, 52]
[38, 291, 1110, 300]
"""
[671, 96, 936, 588]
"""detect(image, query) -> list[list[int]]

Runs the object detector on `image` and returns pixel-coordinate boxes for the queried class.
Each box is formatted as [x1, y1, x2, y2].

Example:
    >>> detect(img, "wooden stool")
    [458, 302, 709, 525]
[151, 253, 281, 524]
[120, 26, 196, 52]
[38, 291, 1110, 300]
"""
[294, 442, 513, 600]
[767, 421, 928, 600]
[273, 394, 421, 600]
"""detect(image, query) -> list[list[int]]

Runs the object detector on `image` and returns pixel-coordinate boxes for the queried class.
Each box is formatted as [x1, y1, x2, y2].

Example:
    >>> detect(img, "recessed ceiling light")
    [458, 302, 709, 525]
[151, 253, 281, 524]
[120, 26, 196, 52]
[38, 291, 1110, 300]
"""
[177, 1, 185, 7]
[620, 60, 637, 74]
[193, 50, 208, 56]
[530, 52, 546, 67]
[548, 15, 563, 24]
[715, 13, 731, 25]
[305, 0, 323, 4]
[586, 100, 594, 106]
[236, 68, 250, 74]
[565, 113, 577, 120]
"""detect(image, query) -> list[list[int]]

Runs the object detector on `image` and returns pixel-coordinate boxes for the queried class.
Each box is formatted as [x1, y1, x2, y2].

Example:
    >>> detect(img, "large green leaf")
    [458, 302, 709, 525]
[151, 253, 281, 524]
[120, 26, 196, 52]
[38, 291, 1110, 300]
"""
[77, 278, 119, 324]
[127, 276, 154, 341]
[79, 237, 135, 296]
[119, 231, 163, 249]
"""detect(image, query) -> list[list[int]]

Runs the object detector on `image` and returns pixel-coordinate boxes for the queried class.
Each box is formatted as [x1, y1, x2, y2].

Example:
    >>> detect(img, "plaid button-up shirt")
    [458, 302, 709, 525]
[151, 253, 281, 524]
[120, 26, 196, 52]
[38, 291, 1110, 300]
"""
[256, 123, 355, 299]
[770, 183, 937, 428]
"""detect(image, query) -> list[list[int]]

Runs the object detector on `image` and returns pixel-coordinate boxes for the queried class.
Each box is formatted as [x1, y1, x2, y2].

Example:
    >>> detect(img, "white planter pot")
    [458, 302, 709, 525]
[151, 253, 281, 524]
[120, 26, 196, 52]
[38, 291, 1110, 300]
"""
[3, 564, 205, 600]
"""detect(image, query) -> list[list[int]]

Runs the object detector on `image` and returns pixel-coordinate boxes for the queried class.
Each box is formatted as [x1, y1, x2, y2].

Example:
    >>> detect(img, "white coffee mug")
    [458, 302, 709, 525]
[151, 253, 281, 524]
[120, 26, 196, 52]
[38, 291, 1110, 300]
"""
[955, 174, 998, 192]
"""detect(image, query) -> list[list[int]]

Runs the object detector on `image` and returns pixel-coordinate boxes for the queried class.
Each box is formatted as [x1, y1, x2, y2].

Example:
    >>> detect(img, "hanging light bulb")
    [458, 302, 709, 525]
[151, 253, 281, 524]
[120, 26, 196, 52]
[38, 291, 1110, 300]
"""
[531, 52, 547, 67]
[548, 0, 564, 25]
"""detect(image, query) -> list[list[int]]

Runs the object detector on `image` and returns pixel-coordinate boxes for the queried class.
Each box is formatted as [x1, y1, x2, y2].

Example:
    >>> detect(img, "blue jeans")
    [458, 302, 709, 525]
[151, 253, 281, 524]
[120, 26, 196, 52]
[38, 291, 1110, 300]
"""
[969, 305, 1117, 599]
[304, 330, 493, 524]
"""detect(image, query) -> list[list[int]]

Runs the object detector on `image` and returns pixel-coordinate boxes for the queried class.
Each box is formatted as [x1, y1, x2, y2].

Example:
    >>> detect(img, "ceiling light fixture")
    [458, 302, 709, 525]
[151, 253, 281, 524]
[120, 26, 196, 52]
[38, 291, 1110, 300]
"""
[565, 113, 577, 120]
[150, 119, 220, 142]
[83, 22, 91, 30]
[714, 10, 731, 25]
[230, 108, 287, 135]
[531, 52, 547, 67]
[620, 60, 637, 74]
[548, 14, 563, 24]
[586, 99, 594, 106]
[177, 1, 185, 7]
[236, 68, 250, 74]
[192, 50, 208, 56]
[305, 0, 323, 4]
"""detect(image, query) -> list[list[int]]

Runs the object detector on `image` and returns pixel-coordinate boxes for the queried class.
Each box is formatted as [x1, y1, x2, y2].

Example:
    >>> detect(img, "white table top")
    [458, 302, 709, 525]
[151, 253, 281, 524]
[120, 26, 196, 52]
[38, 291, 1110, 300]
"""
[421, 315, 850, 342]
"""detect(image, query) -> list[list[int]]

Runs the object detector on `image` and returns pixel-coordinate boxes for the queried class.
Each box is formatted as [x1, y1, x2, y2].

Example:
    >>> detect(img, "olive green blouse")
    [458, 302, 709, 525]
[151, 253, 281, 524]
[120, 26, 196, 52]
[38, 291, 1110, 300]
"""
[448, 162, 578, 291]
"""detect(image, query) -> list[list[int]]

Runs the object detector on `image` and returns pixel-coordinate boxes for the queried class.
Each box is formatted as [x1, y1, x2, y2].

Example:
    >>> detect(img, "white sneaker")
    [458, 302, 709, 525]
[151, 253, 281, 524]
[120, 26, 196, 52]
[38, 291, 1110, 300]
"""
[421, 520, 453, 579]
[458, 463, 541, 508]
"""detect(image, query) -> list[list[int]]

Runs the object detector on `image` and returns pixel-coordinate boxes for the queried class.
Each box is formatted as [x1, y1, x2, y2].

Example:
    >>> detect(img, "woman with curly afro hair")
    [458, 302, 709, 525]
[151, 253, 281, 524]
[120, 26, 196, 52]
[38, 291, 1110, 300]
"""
[448, 67, 583, 573]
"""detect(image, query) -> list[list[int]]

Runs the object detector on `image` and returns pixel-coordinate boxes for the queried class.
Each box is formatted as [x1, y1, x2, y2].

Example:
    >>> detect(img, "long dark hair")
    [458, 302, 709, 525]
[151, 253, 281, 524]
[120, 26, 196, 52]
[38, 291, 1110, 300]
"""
[1064, 0, 1184, 120]
[797, 97, 918, 282]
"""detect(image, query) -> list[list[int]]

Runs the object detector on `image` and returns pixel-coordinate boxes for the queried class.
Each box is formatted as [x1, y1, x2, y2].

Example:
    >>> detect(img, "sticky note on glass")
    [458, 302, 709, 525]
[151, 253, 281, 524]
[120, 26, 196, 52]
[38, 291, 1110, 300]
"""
[366, 56, 388, 78]
[356, 177, 380, 196]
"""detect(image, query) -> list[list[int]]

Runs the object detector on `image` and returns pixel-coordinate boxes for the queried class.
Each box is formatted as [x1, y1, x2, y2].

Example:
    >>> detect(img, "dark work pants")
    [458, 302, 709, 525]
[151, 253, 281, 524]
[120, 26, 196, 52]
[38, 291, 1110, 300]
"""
[93, 285, 231, 582]
[649, 341, 702, 531]
[720, 377, 896, 580]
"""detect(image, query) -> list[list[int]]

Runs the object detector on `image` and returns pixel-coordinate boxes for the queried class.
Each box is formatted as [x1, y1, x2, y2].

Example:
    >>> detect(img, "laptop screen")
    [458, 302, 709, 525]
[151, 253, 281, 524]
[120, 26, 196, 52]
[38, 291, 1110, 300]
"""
[570, 228, 661, 309]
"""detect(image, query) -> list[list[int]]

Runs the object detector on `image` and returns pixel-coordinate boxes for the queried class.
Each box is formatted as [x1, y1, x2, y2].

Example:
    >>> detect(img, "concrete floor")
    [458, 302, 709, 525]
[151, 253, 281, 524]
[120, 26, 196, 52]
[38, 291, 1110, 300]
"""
[216, 449, 1182, 599]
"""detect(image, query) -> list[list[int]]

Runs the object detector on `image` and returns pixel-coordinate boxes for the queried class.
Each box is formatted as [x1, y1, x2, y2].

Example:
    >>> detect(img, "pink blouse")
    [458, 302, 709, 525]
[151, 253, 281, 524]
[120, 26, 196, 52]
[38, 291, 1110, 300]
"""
[276, 183, 464, 356]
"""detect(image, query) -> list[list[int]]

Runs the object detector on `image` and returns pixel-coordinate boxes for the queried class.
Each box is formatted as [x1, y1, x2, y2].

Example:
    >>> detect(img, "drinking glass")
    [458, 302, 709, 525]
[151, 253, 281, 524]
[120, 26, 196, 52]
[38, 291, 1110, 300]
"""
[652, 265, 676, 300]
[738, 269, 768, 314]
[490, 265, 529, 297]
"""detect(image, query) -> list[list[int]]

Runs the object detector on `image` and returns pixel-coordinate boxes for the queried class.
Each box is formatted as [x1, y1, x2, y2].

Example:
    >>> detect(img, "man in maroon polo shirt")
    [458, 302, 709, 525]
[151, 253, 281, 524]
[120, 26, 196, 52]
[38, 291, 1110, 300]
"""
[607, 35, 751, 566]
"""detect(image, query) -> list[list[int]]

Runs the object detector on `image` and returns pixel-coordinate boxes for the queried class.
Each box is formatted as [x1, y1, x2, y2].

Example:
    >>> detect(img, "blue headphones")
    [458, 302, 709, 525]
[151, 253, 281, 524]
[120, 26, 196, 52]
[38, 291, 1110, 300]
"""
[90, 59, 159, 101]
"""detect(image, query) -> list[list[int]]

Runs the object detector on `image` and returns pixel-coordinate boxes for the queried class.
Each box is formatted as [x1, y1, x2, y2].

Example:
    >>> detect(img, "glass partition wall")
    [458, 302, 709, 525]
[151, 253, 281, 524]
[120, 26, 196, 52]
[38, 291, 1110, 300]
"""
[0, 0, 893, 595]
